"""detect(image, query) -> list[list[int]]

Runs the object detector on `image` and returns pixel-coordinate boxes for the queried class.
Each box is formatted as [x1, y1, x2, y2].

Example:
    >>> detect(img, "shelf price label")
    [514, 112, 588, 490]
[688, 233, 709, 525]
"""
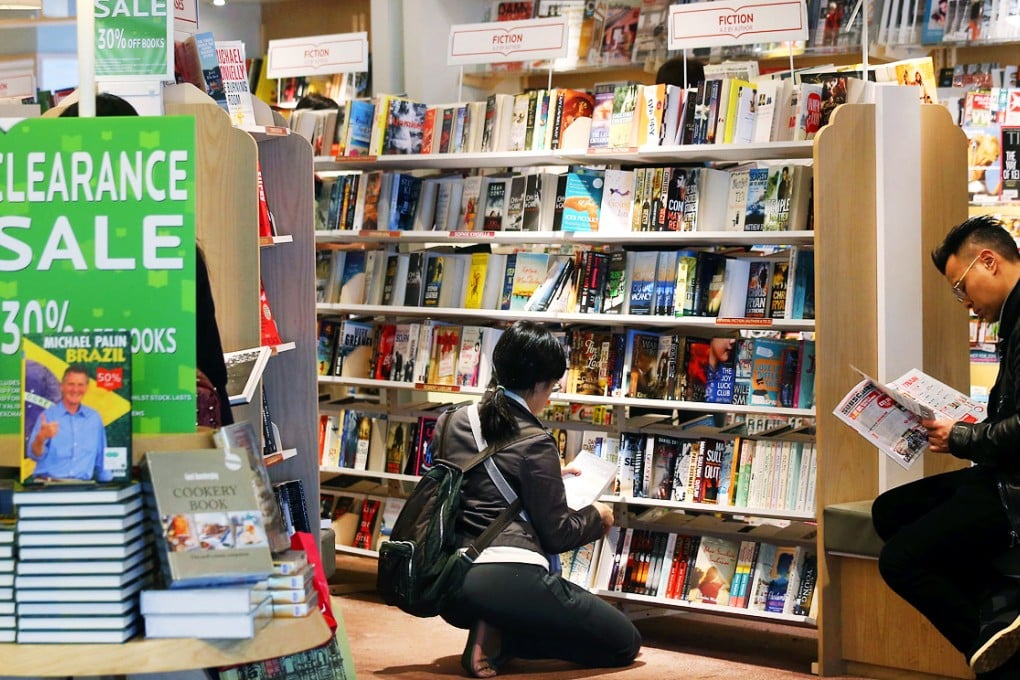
[94, 0, 174, 79]
[667, 0, 808, 50]
[447, 17, 569, 66]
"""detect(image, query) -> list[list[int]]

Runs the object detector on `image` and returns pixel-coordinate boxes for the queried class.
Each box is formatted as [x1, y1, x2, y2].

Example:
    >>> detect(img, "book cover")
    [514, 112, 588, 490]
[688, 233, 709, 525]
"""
[333, 320, 374, 379]
[560, 171, 605, 232]
[686, 536, 740, 605]
[455, 326, 484, 387]
[744, 261, 772, 318]
[556, 89, 596, 150]
[627, 251, 658, 316]
[626, 329, 664, 399]
[383, 98, 428, 154]
[143, 448, 274, 588]
[21, 331, 132, 484]
[214, 41, 256, 128]
[510, 253, 551, 311]
[223, 346, 272, 406]
[750, 338, 796, 407]
[743, 167, 769, 232]
[344, 99, 376, 157]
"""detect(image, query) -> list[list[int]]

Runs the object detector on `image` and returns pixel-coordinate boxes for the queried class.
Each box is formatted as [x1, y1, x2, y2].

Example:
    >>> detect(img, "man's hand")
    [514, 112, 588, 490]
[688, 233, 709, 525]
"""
[31, 415, 59, 458]
[921, 417, 955, 453]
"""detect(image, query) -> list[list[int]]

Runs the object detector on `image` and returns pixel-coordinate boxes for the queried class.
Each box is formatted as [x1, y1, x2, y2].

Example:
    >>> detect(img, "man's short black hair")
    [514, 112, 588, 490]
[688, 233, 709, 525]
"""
[655, 56, 705, 87]
[932, 215, 1020, 274]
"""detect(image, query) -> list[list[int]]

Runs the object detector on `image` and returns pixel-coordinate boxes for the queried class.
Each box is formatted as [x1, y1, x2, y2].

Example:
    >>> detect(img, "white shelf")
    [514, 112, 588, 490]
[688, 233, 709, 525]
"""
[317, 303, 816, 332]
[271, 341, 297, 354]
[601, 495, 816, 522]
[313, 229, 816, 247]
[321, 467, 419, 483]
[313, 141, 814, 173]
[260, 234, 294, 246]
[264, 448, 298, 467]
[591, 589, 815, 627]
[316, 376, 814, 417]
[336, 544, 379, 558]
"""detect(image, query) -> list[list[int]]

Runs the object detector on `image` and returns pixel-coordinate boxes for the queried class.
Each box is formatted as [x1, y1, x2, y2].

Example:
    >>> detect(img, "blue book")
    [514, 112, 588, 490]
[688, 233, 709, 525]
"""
[796, 340, 816, 409]
[193, 32, 226, 110]
[627, 251, 658, 316]
[560, 171, 605, 232]
[499, 253, 518, 311]
[344, 99, 375, 157]
[388, 174, 422, 231]
[744, 167, 768, 232]
[790, 249, 815, 319]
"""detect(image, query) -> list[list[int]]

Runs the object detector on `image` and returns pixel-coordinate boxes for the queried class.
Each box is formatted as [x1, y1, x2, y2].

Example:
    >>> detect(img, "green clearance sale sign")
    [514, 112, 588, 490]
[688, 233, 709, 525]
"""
[95, 0, 173, 79]
[0, 116, 196, 435]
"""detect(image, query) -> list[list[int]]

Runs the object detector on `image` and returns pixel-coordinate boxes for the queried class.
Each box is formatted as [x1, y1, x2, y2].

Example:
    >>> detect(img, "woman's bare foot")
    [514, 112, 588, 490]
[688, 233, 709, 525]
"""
[461, 620, 502, 678]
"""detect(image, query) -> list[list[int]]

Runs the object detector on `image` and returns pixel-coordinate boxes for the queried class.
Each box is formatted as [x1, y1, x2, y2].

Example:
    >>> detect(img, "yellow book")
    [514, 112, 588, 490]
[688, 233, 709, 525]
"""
[463, 253, 489, 309]
[631, 83, 666, 147]
[367, 93, 393, 156]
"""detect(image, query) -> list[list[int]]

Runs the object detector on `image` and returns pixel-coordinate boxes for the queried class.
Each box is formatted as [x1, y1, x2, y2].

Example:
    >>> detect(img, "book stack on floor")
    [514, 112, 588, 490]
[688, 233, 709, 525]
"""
[12, 482, 153, 643]
[262, 551, 318, 618]
[140, 585, 273, 639]
[0, 518, 13, 642]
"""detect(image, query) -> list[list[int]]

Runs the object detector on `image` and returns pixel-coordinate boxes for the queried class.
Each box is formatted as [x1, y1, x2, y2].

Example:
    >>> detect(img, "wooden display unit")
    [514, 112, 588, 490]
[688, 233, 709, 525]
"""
[313, 96, 970, 675]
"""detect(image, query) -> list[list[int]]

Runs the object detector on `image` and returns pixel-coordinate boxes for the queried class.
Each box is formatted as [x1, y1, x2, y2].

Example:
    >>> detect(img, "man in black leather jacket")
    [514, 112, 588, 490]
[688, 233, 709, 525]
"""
[873, 216, 1020, 678]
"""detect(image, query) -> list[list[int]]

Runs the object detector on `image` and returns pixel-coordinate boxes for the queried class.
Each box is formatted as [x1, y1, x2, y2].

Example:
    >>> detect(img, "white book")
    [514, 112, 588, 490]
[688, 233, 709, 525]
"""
[15, 561, 152, 589]
[562, 450, 618, 510]
[717, 258, 752, 318]
[18, 625, 139, 643]
[223, 346, 273, 406]
[17, 546, 149, 575]
[752, 79, 780, 143]
[17, 534, 149, 562]
[18, 612, 138, 630]
[17, 495, 143, 518]
[18, 600, 135, 616]
[694, 167, 732, 231]
[365, 251, 388, 306]
[17, 522, 147, 548]
[144, 596, 273, 639]
[17, 509, 145, 535]
[13, 483, 141, 505]
[598, 169, 636, 233]
[412, 178, 439, 231]
[480, 253, 508, 310]
[141, 586, 270, 615]
[15, 575, 151, 602]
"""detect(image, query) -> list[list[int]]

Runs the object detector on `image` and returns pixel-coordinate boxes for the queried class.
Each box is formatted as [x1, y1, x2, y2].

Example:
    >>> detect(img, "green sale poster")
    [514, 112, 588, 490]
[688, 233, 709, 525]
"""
[0, 116, 196, 435]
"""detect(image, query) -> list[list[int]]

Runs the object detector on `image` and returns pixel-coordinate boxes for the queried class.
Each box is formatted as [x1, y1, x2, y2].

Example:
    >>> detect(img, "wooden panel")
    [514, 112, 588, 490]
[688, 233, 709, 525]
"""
[0, 612, 330, 676]
[260, 0, 371, 54]
[839, 558, 971, 679]
[257, 135, 320, 499]
[164, 84, 261, 357]
[920, 104, 972, 479]
[813, 103, 880, 675]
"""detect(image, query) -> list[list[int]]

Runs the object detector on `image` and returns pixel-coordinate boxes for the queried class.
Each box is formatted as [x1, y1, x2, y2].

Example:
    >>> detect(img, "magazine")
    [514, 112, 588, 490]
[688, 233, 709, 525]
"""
[562, 450, 618, 510]
[833, 367, 986, 469]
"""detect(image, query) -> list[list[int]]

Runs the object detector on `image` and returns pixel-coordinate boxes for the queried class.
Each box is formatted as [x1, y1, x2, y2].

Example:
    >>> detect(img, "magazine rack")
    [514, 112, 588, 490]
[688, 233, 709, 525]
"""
[0, 611, 331, 676]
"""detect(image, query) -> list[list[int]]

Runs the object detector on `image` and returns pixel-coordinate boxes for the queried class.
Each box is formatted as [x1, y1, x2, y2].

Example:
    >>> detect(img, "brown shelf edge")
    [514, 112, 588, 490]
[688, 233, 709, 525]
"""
[0, 611, 331, 676]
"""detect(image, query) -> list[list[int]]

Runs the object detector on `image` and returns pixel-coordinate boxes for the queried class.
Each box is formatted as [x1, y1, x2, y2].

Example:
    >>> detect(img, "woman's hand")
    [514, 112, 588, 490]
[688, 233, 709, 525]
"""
[593, 501, 614, 535]
[561, 461, 582, 478]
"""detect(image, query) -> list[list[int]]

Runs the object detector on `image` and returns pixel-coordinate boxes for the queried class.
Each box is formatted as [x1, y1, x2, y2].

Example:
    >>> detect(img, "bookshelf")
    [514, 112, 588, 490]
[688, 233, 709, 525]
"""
[312, 95, 971, 676]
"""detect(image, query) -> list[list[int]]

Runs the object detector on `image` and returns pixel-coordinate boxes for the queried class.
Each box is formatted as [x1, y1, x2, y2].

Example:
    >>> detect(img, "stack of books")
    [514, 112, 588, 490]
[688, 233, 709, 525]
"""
[140, 586, 273, 639]
[0, 518, 13, 642]
[13, 483, 153, 643]
[263, 552, 318, 618]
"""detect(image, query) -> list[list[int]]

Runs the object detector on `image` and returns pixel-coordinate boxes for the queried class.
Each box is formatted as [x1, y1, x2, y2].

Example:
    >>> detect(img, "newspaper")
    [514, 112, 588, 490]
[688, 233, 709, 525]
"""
[562, 450, 618, 510]
[833, 368, 986, 469]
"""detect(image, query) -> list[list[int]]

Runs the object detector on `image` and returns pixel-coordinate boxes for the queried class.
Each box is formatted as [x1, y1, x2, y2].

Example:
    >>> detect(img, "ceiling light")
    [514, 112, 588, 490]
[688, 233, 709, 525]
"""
[212, 0, 225, 5]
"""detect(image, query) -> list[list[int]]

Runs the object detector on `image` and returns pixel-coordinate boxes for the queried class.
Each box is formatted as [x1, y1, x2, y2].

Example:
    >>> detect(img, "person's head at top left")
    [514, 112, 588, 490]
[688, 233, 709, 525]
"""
[932, 215, 1020, 322]
[59, 92, 139, 117]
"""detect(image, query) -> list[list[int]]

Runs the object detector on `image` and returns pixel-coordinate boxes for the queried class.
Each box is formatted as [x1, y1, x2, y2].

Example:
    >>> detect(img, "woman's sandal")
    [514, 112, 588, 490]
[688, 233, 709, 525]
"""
[461, 620, 503, 678]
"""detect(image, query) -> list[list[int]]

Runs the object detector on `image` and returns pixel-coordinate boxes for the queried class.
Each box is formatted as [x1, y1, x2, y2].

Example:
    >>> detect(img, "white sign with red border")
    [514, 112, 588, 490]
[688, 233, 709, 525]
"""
[668, 0, 808, 49]
[173, 0, 198, 36]
[448, 17, 569, 66]
[266, 32, 369, 79]
[0, 72, 36, 101]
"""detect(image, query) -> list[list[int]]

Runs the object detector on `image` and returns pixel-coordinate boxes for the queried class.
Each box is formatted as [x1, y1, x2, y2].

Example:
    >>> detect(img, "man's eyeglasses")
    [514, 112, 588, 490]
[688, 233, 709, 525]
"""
[952, 254, 983, 302]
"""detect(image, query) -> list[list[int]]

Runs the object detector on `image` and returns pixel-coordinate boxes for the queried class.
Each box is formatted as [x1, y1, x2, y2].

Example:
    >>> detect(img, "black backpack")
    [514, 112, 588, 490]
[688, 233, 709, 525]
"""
[376, 414, 544, 618]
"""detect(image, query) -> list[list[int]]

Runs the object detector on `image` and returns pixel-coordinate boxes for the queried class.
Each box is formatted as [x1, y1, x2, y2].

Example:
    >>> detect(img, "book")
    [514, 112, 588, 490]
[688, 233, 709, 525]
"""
[18, 626, 140, 643]
[223, 346, 272, 406]
[12, 482, 141, 505]
[142, 449, 274, 588]
[834, 367, 987, 469]
[140, 586, 270, 614]
[21, 331, 132, 484]
[686, 535, 740, 605]
[562, 450, 618, 510]
[215, 41, 257, 129]
[144, 595, 273, 638]
[213, 421, 292, 554]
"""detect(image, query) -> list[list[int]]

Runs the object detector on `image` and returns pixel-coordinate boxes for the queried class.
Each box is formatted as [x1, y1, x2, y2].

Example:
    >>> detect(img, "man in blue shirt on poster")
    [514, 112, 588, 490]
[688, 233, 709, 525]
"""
[27, 364, 111, 483]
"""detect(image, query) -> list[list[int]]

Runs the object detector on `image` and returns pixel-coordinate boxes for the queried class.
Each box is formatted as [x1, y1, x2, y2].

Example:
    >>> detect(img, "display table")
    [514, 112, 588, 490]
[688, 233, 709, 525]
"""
[0, 611, 331, 676]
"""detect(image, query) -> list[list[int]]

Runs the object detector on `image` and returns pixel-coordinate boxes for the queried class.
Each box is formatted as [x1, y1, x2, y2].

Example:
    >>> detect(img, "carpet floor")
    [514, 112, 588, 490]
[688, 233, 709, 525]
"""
[330, 555, 874, 680]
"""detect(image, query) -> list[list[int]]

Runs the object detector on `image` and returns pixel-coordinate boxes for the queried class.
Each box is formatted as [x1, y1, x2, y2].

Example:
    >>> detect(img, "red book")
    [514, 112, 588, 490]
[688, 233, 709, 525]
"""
[421, 107, 437, 155]
[256, 163, 276, 238]
[259, 280, 283, 346]
[373, 324, 397, 380]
